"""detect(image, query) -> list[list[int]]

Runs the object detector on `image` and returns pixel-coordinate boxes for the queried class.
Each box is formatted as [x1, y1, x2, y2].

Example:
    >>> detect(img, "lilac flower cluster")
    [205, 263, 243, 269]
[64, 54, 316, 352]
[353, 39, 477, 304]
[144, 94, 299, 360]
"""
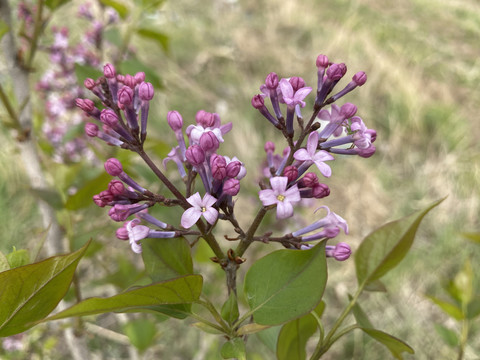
[77, 54, 375, 261]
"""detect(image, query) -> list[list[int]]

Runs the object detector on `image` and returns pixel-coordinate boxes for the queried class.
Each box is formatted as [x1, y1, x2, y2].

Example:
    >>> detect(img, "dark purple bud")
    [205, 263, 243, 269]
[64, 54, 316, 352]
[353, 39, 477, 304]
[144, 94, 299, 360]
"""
[312, 183, 330, 198]
[85, 122, 99, 137]
[211, 155, 227, 180]
[326, 63, 345, 81]
[283, 165, 298, 183]
[139, 82, 154, 101]
[105, 158, 123, 176]
[199, 131, 219, 152]
[353, 71, 367, 86]
[251, 94, 264, 109]
[358, 145, 376, 158]
[167, 110, 183, 131]
[100, 109, 119, 127]
[76, 98, 95, 112]
[93, 194, 106, 207]
[135, 72, 146, 84]
[99, 190, 114, 203]
[117, 74, 125, 82]
[84, 78, 96, 90]
[265, 72, 279, 90]
[264, 141, 275, 153]
[223, 178, 240, 196]
[289, 77, 305, 92]
[116, 226, 129, 240]
[185, 145, 205, 166]
[108, 180, 125, 196]
[123, 74, 136, 88]
[196, 110, 215, 127]
[300, 172, 318, 188]
[226, 161, 241, 178]
[104, 63, 116, 78]
[316, 54, 329, 69]
[118, 87, 133, 105]
[340, 103, 357, 118]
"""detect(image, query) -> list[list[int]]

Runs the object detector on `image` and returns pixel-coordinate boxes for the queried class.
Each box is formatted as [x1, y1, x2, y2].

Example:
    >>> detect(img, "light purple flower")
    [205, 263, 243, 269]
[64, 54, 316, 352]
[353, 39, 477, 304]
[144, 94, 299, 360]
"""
[292, 206, 348, 238]
[181, 192, 219, 228]
[126, 219, 149, 253]
[258, 176, 301, 219]
[294, 132, 334, 177]
[279, 78, 312, 108]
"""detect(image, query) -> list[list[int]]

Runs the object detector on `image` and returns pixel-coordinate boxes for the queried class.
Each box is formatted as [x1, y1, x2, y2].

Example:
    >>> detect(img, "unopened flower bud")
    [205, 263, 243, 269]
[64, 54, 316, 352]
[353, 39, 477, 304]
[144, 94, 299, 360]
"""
[167, 110, 183, 131]
[123, 74, 136, 88]
[353, 71, 367, 86]
[251, 94, 264, 109]
[84, 78, 96, 90]
[289, 77, 305, 91]
[104, 63, 116, 78]
[340, 103, 357, 119]
[326, 63, 346, 81]
[358, 145, 376, 158]
[93, 194, 105, 207]
[108, 180, 125, 196]
[223, 178, 240, 196]
[117, 87, 133, 105]
[300, 172, 319, 188]
[139, 82, 154, 101]
[265, 72, 279, 89]
[99, 190, 114, 203]
[105, 158, 123, 176]
[134, 72, 146, 84]
[85, 122, 99, 137]
[211, 155, 227, 180]
[100, 109, 119, 127]
[312, 183, 330, 198]
[199, 132, 219, 153]
[226, 161, 241, 178]
[326, 242, 351, 261]
[283, 165, 298, 183]
[116, 226, 129, 240]
[196, 110, 215, 128]
[316, 54, 329, 69]
[185, 145, 205, 166]
[264, 141, 275, 153]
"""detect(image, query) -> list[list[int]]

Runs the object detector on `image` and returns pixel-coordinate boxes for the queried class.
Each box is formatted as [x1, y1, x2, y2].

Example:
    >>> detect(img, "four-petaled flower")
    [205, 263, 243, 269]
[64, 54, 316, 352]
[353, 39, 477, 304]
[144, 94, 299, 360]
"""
[181, 192, 219, 228]
[126, 219, 150, 253]
[294, 131, 334, 177]
[258, 176, 301, 219]
[279, 78, 312, 108]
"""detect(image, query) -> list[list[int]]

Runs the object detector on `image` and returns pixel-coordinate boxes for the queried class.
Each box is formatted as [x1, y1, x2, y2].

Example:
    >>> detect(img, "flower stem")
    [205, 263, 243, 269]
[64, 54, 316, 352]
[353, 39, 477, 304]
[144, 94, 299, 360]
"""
[235, 207, 267, 257]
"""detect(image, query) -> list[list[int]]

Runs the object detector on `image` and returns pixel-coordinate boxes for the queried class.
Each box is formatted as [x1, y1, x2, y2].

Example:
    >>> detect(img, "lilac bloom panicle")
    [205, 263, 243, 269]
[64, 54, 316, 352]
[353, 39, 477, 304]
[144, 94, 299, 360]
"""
[181, 192, 219, 228]
[258, 176, 301, 219]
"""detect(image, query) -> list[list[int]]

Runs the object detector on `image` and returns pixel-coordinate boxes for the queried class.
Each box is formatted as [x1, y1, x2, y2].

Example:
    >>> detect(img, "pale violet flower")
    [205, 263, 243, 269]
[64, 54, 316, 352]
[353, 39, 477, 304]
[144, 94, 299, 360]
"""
[181, 192, 218, 228]
[126, 219, 149, 253]
[259, 176, 301, 219]
[294, 131, 334, 177]
[279, 78, 312, 108]
[292, 206, 348, 239]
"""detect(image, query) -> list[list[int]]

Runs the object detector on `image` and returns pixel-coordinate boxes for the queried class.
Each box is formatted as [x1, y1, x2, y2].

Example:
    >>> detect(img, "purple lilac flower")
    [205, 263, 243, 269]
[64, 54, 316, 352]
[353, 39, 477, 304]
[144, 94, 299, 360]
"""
[122, 219, 176, 253]
[292, 206, 348, 239]
[326, 242, 351, 261]
[181, 192, 219, 228]
[259, 177, 301, 219]
[294, 131, 334, 177]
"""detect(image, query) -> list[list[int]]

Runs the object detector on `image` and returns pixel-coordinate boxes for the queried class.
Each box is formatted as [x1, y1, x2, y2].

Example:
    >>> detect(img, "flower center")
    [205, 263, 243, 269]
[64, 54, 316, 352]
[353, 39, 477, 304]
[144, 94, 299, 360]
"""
[276, 194, 285, 202]
[201, 206, 207, 212]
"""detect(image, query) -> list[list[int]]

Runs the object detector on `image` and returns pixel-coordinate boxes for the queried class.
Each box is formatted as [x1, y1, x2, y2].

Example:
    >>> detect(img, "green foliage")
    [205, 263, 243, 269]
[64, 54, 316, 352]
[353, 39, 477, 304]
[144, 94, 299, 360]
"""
[359, 328, 414, 359]
[0, 251, 9, 272]
[0, 241, 90, 337]
[119, 58, 163, 89]
[136, 28, 170, 53]
[73, 64, 104, 86]
[5, 248, 30, 269]
[0, 20, 9, 41]
[99, 0, 129, 19]
[221, 338, 246, 360]
[276, 314, 317, 360]
[44, 0, 71, 10]
[123, 318, 157, 353]
[221, 292, 239, 326]
[65, 171, 111, 210]
[244, 241, 327, 326]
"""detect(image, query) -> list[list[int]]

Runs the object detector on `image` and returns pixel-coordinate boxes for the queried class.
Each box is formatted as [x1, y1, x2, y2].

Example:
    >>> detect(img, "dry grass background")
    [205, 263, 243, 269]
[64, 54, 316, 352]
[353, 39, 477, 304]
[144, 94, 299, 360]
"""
[1, 0, 480, 358]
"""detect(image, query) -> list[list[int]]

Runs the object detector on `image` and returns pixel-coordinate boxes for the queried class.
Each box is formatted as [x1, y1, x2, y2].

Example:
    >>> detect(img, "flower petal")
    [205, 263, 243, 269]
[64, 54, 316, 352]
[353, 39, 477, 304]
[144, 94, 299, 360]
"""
[269, 176, 288, 193]
[276, 201, 294, 219]
[259, 189, 277, 206]
[181, 207, 202, 228]
[315, 161, 332, 177]
[293, 148, 311, 161]
[202, 207, 219, 225]
[202, 193, 218, 207]
[294, 87, 312, 101]
[284, 184, 301, 202]
[186, 192, 203, 208]
[307, 131, 319, 155]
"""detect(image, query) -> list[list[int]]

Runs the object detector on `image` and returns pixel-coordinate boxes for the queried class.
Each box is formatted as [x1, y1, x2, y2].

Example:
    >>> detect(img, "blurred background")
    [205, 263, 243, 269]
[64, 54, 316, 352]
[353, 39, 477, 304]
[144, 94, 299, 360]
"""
[1, 0, 479, 358]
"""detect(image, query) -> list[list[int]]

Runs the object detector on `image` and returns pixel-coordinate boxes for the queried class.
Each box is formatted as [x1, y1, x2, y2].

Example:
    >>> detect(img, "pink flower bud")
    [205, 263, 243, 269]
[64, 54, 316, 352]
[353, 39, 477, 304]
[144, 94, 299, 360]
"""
[167, 110, 183, 131]
[333, 242, 351, 261]
[85, 122, 99, 137]
[316, 54, 329, 69]
[108, 180, 125, 196]
[312, 183, 330, 198]
[104, 63, 116, 78]
[76, 98, 95, 112]
[283, 165, 298, 183]
[116, 226, 129, 240]
[134, 72, 146, 84]
[289, 77, 305, 91]
[340, 103, 357, 118]
[100, 109, 119, 127]
[264, 141, 275, 153]
[99, 190, 114, 203]
[199, 131, 219, 152]
[139, 82, 154, 101]
[195, 110, 215, 127]
[226, 161, 241, 178]
[185, 145, 205, 166]
[211, 155, 227, 180]
[117, 87, 133, 105]
[300, 172, 318, 188]
[116, 74, 125, 82]
[104, 158, 123, 176]
[326, 63, 346, 81]
[265, 72, 279, 89]
[223, 178, 240, 196]
[251, 94, 264, 109]
[353, 71, 367, 86]
[123, 74, 136, 88]
[93, 194, 106, 207]
[358, 145, 376, 158]
[84, 78, 96, 90]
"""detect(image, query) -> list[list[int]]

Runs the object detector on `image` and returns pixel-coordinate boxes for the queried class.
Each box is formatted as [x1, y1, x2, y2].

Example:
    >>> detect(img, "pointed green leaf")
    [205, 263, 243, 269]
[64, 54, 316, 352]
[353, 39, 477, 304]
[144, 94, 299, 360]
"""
[360, 328, 414, 359]
[426, 296, 464, 320]
[0, 241, 90, 337]
[355, 199, 444, 286]
[146, 304, 191, 319]
[237, 323, 270, 336]
[467, 296, 480, 319]
[65, 171, 111, 210]
[277, 314, 317, 360]
[221, 292, 239, 325]
[6, 249, 29, 269]
[255, 326, 281, 352]
[461, 232, 480, 244]
[45, 275, 202, 321]
[221, 338, 246, 360]
[45, 0, 71, 10]
[349, 294, 374, 329]
[364, 279, 387, 292]
[0, 20, 9, 41]
[123, 318, 157, 353]
[0, 252, 9, 272]
[434, 324, 458, 347]
[191, 322, 224, 335]
[74, 63, 104, 86]
[136, 28, 169, 53]
[29, 188, 64, 210]
[99, 0, 128, 19]
[244, 242, 327, 326]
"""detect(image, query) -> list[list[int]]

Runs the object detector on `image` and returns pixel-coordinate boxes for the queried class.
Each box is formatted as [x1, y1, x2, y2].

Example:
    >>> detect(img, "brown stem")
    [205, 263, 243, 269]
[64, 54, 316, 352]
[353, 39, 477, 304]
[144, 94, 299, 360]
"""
[235, 207, 268, 257]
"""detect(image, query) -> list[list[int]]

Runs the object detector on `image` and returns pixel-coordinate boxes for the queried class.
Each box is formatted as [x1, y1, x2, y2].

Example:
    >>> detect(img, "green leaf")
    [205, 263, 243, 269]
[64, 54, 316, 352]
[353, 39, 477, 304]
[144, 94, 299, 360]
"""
[6, 249, 30, 269]
[426, 295, 464, 320]
[0, 252, 9, 272]
[65, 171, 111, 210]
[349, 294, 374, 329]
[119, 58, 163, 89]
[191, 322, 224, 335]
[44, 275, 202, 321]
[123, 318, 157, 353]
[146, 304, 191, 319]
[29, 188, 64, 210]
[461, 232, 480, 244]
[467, 296, 480, 319]
[434, 324, 458, 347]
[360, 328, 414, 359]
[221, 292, 239, 325]
[0, 241, 90, 337]
[355, 199, 444, 286]
[99, 0, 128, 19]
[313, 301, 325, 318]
[364, 279, 387, 292]
[244, 242, 327, 326]
[277, 314, 317, 360]
[221, 338, 246, 360]
[74, 63, 103, 85]
[142, 238, 193, 281]
[453, 259, 474, 305]
[0, 20, 9, 41]
[45, 0, 71, 10]
[136, 28, 169, 53]
[255, 326, 281, 352]
[237, 323, 270, 336]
